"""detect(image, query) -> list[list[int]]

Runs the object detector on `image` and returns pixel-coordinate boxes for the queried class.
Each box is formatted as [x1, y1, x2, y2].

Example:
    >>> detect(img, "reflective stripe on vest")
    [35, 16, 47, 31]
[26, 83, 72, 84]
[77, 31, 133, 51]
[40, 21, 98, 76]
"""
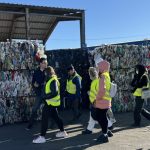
[89, 78, 99, 103]
[101, 72, 112, 101]
[66, 73, 82, 94]
[45, 75, 60, 106]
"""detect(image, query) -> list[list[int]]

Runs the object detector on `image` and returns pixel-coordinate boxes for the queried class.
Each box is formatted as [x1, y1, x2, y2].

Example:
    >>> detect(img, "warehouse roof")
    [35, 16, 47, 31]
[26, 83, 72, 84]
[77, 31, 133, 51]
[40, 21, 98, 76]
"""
[0, 3, 84, 44]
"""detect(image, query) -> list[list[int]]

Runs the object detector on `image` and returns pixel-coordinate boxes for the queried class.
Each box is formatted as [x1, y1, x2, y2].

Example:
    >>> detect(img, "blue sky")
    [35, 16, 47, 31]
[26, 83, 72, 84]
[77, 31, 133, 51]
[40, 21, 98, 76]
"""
[0, 0, 150, 50]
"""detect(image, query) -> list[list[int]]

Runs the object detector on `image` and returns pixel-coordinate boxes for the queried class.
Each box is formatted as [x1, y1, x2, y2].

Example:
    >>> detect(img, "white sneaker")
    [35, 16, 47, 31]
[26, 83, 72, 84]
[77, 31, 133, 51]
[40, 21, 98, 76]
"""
[56, 131, 68, 138]
[32, 136, 46, 144]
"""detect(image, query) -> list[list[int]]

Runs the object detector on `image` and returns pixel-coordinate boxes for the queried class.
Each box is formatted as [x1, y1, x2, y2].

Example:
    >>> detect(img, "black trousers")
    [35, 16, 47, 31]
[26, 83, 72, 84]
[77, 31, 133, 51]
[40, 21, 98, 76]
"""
[134, 97, 144, 125]
[67, 98, 80, 119]
[96, 108, 108, 134]
[134, 97, 150, 124]
[41, 104, 64, 136]
[27, 94, 42, 128]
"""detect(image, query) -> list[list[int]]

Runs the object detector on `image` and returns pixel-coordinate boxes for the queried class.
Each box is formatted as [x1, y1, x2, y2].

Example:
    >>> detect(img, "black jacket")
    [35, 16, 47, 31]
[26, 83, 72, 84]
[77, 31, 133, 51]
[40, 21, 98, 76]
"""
[131, 65, 148, 93]
[32, 68, 45, 95]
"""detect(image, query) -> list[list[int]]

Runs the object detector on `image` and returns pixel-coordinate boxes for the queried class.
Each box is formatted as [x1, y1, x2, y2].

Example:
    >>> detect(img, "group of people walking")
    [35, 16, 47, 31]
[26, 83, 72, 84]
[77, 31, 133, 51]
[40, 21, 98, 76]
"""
[26, 57, 150, 144]
[26, 58, 82, 143]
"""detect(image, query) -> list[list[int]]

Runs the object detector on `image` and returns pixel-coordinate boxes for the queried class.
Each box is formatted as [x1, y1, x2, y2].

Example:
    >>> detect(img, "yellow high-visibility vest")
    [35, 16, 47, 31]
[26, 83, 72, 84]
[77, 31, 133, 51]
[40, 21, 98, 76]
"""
[66, 73, 82, 94]
[45, 75, 60, 106]
[101, 72, 112, 101]
[89, 72, 111, 103]
[89, 78, 99, 103]
[133, 74, 149, 97]
[133, 88, 142, 97]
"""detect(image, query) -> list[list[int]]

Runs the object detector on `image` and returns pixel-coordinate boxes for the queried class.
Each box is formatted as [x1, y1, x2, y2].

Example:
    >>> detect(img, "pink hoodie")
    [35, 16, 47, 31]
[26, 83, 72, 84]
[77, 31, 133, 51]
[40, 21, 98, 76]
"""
[95, 60, 111, 109]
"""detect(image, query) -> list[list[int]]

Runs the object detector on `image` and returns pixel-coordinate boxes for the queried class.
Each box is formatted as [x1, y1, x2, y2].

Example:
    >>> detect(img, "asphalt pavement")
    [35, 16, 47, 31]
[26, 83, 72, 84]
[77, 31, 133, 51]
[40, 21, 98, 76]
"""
[0, 110, 150, 150]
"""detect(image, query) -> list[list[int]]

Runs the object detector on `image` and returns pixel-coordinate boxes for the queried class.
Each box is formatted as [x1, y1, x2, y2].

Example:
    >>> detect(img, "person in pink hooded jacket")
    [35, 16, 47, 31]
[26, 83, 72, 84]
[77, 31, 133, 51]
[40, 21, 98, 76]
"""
[94, 60, 112, 143]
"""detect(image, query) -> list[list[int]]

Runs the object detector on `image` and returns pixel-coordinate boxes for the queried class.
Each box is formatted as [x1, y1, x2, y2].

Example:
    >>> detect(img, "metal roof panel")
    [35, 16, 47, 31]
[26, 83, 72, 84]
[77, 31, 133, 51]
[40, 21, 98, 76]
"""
[0, 2, 83, 12]
[0, 3, 84, 43]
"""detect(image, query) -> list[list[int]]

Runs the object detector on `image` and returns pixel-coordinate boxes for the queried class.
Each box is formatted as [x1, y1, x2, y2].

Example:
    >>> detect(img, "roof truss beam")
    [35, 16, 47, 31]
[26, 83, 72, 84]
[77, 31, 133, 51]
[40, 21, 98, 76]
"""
[43, 18, 58, 44]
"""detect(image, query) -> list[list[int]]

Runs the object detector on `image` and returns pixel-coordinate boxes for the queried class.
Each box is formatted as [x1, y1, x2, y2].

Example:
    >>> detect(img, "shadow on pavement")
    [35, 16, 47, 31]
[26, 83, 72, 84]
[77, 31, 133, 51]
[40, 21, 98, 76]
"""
[0, 110, 150, 150]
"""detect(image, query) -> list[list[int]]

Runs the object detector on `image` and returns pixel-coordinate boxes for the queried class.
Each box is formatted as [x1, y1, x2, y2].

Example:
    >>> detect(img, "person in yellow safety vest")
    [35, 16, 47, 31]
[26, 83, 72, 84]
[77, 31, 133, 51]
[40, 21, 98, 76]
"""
[82, 67, 113, 137]
[131, 64, 150, 127]
[93, 60, 112, 144]
[66, 64, 82, 121]
[33, 66, 68, 144]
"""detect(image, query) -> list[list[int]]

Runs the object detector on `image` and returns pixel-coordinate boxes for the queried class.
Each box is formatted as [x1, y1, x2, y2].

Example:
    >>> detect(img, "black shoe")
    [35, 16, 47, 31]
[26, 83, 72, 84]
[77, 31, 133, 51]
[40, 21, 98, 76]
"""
[108, 125, 114, 131]
[96, 134, 109, 144]
[82, 129, 92, 135]
[107, 130, 113, 137]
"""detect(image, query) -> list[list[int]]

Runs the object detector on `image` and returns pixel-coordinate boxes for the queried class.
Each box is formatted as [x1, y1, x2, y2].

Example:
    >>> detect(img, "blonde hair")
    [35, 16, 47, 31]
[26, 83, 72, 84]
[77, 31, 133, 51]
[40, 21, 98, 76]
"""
[45, 66, 56, 76]
[88, 67, 98, 80]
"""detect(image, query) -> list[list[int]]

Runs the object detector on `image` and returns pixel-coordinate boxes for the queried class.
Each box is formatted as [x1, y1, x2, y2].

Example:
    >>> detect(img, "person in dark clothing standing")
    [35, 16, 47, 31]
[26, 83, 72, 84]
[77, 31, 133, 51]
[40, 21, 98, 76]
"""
[66, 65, 82, 121]
[33, 66, 68, 144]
[131, 64, 150, 127]
[26, 58, 47, 130]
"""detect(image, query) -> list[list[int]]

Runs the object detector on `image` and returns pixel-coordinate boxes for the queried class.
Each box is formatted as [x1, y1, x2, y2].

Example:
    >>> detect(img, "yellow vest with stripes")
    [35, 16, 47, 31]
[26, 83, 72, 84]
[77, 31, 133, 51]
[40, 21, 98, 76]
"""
[101, 72, 112, 101]
[66, 73, 82, 94]
[45, 75, 60, 106]
[89, 78, 99, 103]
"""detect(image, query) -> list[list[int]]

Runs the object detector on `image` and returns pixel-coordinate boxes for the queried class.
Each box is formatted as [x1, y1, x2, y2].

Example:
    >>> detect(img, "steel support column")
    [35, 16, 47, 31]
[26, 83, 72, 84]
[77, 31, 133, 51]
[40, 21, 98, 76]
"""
[80, 11, 86, 49]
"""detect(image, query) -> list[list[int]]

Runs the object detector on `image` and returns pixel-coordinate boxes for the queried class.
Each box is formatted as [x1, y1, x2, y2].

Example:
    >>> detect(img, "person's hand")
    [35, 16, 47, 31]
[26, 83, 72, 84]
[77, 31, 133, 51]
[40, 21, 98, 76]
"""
[34, 82, 39, 88]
